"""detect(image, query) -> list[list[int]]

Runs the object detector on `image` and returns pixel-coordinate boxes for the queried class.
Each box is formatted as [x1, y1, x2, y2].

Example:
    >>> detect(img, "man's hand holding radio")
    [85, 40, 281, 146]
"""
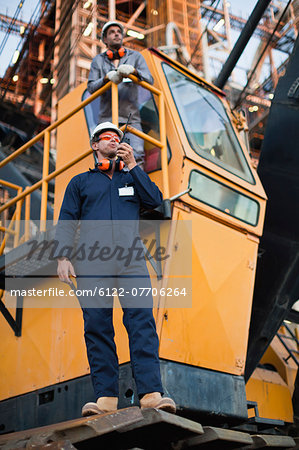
[116, 142, 137, 171]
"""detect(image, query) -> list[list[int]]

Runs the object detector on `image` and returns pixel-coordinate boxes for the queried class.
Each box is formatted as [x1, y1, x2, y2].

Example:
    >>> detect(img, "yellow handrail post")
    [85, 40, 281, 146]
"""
[24, 188, 31, 241]
[0, 234, 6, 256]
[158, 91, 170, 199]
[13, 188, 23, 246]
[40, 130, 50, 231]
[0, 180, 22, 253]
[111, 82, 119, 127]
[0, 209, 17, 255]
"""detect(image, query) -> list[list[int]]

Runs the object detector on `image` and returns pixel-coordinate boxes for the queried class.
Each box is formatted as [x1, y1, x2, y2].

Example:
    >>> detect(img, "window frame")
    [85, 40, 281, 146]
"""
[162, 62, 256, 185]
[188, 169, 260, 226]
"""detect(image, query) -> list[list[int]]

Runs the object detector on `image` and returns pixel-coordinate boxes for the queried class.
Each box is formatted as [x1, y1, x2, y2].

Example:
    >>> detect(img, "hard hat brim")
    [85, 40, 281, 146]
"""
[91, 122, 124, 141]
[101, 21, 124, 41]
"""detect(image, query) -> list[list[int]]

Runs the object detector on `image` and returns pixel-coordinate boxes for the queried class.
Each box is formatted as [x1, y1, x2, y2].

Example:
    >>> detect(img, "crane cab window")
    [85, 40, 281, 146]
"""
[189, 170, 259, 226]
[162, 63, 255, 184]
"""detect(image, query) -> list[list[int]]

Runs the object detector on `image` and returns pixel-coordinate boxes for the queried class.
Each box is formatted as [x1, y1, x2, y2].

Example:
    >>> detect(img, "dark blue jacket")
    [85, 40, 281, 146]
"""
[55, 166, 162, 263]
[59, 165, 162, 220]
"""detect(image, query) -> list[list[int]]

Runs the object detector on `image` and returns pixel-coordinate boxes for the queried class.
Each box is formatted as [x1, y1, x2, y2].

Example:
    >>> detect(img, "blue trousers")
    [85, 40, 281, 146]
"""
[81, 306, 163, 398]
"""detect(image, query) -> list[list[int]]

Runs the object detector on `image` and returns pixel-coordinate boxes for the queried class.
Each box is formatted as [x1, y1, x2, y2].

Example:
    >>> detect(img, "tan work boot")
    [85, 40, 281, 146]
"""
[140, 392, 176, 414]
[82, 396, 118, 417]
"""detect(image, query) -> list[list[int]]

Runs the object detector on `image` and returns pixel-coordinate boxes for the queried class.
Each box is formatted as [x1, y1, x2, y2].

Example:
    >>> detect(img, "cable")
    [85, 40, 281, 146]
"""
[0, 0, 26, 57]
[233, 0, 292, 110]
[68, 6, 95, 56]
[1, 0, 44, 100]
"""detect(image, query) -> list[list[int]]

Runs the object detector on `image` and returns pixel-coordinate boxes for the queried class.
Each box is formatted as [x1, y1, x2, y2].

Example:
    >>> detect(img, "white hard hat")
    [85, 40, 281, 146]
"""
[101, 21, 124, 40]
[90, 122, 123, 141]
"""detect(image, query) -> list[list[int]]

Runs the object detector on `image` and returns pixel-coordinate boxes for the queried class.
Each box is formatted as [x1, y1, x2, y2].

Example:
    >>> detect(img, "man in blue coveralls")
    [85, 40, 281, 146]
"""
[56, 122, 176, 416]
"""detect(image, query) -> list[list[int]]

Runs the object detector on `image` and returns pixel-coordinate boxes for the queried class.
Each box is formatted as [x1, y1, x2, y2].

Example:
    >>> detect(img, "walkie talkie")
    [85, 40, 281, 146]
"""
[116, 114, 131, 167]
[120, 113, 132, 145]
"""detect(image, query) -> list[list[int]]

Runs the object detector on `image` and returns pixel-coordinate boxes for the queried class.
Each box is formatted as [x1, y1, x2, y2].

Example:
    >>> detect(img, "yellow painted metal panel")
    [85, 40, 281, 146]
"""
[54, 82, 93, 222]
[159, 207, 258, 375]
[0, 278, 131, 401]
[246, 368, 294, 423]
[260, 335, 298, 392]
[0, 280, 84, 400]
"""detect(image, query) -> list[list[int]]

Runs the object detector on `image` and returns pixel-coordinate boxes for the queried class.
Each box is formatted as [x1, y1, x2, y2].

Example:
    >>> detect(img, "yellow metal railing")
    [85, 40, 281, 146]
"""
[0, 75, 170, 254]
[0, 180, 23, 255]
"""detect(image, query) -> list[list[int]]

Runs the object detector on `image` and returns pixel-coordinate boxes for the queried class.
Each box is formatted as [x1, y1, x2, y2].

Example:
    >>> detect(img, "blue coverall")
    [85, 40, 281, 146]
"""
[56, 165, 164, 398]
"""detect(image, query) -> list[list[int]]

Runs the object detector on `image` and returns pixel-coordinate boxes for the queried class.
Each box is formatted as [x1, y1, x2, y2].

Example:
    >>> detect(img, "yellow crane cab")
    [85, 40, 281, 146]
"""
[0, 48, 297, 441]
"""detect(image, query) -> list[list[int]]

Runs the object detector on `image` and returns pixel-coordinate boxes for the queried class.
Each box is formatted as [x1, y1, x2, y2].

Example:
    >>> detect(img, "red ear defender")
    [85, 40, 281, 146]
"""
[98, 159, 124, 171]
[106, 49, 114, 60]
[98, 159, 113, 171]
[106, 48, 126, 60]
[118, 47, 126, 58]
[115, 158, 125, 171]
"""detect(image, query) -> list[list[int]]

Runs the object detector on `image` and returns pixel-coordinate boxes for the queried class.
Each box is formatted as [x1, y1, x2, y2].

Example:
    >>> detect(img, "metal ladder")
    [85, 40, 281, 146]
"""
[276, 321, 299, 367]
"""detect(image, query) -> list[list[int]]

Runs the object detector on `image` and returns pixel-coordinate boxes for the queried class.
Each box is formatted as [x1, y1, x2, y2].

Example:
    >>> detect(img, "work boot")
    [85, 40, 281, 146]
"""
[82, 396, 118, 417]
[140, 392, 176, 414]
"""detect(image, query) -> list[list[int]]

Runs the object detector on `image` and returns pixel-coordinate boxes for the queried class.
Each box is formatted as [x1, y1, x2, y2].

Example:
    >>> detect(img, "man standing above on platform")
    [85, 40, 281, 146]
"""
[88, 20, 153, 168]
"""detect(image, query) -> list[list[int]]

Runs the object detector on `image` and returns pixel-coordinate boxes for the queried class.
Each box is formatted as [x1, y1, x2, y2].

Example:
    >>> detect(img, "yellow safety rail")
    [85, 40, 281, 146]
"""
[0, 76, 170, 254]
[0, 180, 23, 255]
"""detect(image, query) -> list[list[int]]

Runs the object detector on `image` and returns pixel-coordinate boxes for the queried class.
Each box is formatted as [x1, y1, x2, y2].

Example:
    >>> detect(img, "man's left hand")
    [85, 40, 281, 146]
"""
[116, 143, 137, 170]
[117, 64, 136, 77]
[106, 70, 123, 84]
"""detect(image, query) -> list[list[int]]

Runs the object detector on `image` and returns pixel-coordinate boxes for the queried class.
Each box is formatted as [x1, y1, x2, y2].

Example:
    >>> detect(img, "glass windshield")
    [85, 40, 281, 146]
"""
[163, 63, 255, 184]
[189, 171, 259, 226]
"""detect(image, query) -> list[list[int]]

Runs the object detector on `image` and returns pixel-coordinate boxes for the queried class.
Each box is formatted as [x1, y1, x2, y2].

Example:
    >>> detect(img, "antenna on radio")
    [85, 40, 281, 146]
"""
[120, 113, 132, 144]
